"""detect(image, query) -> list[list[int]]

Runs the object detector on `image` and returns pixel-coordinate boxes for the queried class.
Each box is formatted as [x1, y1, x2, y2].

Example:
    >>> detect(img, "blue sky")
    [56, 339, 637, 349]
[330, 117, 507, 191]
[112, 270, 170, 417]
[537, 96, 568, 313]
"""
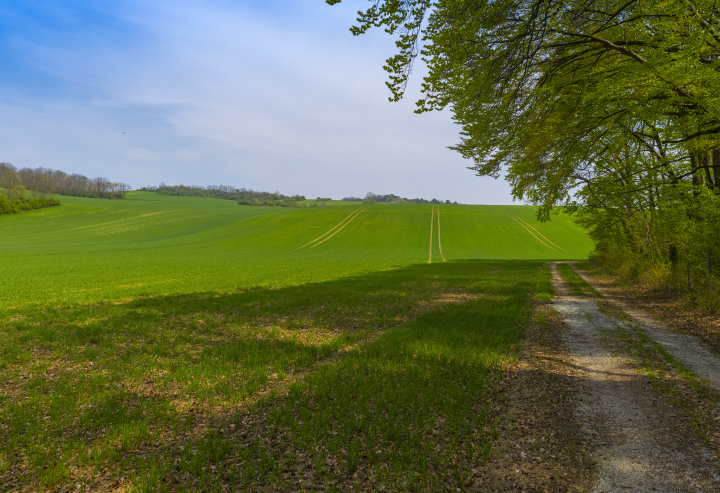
[0, 0, 515, 204]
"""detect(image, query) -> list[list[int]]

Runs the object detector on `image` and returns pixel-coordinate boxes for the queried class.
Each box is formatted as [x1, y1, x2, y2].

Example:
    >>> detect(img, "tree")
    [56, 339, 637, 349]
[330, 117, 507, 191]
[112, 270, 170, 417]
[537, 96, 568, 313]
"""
[328, 0, 720, 291]
[116, 183, 131, 198]
[0, 164, 22, 200]
[329, 0, 720, 207]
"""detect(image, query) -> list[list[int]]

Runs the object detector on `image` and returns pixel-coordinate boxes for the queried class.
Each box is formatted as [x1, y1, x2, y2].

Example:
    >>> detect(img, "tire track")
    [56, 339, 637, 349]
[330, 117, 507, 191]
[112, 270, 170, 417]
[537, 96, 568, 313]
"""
[511, 214, 568, 252]
[308, 208, 367, 249]
[268, 213, 290, 224]
[437, 205, 446, 262]
[428, 205, 434, 264]
[297, 208, 365, 249]
[505, 213, 561, 252]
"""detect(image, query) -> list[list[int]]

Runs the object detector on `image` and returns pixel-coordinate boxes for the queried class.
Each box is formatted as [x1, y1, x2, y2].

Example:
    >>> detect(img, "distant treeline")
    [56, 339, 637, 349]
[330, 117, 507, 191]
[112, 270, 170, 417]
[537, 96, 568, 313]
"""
[344, 192, 459, 205]
[0, 162, 130, 200]
[143, 184, 459, 207]
[142, 184, 309, 207]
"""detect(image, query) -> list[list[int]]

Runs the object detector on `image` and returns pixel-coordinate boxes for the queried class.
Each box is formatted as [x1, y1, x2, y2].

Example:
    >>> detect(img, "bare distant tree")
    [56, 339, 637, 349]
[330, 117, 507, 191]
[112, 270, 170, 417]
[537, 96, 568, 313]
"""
[18, 168, 38, 198]
[0, 165, 22, 200]
[364, 192, 378, 204]
[116, 183, 131, 198]
[0, 162, 16, 174]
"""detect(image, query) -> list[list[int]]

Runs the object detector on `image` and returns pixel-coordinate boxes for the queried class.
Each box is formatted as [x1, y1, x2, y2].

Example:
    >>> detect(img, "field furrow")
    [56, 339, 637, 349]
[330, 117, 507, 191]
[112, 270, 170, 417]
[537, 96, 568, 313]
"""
[308, 207, 367, 249]
[511, 213, 568, 252]
[505, 213, 560, 252]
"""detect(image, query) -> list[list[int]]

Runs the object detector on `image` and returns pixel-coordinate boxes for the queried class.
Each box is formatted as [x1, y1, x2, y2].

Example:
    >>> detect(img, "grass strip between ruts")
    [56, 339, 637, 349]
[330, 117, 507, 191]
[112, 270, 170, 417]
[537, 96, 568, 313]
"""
[556, 263, 600, 297]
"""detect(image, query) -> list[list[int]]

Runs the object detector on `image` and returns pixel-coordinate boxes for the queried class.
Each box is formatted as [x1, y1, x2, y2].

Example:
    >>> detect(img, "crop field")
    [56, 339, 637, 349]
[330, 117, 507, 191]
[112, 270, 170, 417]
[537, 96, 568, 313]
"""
[0, 193, 591, 491]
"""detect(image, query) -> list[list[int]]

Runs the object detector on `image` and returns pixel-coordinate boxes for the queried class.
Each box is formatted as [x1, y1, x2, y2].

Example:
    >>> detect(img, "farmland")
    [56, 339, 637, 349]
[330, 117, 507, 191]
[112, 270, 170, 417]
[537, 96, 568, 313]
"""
[0, 192, 591, 308]
[0, 192, 592, 491]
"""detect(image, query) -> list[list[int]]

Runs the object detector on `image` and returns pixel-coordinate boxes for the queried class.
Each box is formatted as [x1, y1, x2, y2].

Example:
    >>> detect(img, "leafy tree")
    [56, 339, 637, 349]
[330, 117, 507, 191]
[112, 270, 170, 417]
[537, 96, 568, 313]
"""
[328, 0, 720, 298]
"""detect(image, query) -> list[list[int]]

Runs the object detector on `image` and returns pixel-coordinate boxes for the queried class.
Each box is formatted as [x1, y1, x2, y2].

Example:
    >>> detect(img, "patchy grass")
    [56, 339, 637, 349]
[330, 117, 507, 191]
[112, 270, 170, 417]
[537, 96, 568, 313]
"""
[481, 302, 597, 492]
[534, 265, 555, 302]
[0, 195, 591, 491]
[556, 263, 600, 297]
[0, 260, 553, 491]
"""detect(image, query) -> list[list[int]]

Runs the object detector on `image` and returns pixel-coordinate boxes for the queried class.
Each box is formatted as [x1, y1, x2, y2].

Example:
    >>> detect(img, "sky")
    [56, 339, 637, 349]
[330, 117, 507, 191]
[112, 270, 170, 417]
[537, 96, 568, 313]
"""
[0, 0, 516, 204]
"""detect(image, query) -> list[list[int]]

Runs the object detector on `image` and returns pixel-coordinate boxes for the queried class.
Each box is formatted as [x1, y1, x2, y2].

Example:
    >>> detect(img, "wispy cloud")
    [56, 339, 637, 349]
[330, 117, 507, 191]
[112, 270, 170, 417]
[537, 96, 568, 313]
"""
[0, 0, 514, 203]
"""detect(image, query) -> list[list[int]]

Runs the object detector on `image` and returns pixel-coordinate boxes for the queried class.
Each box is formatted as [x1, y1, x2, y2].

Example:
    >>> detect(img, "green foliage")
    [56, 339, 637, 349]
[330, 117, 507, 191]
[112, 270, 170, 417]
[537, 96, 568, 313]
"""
[0, 194, 60, 215]
[3, 163, 129, 199]
[146, 183, 307, 206]
[329, 0, 720, 304]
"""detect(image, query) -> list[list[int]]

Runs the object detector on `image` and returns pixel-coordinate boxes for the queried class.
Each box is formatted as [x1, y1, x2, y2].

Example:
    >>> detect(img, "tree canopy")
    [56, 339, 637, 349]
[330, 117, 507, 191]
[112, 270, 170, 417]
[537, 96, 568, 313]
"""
[328, 0, 720, 300]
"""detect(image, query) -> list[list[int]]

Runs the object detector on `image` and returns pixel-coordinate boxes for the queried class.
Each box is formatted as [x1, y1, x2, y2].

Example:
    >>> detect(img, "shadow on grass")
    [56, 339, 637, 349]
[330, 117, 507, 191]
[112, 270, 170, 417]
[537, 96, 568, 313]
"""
[0, 260, 550, 491]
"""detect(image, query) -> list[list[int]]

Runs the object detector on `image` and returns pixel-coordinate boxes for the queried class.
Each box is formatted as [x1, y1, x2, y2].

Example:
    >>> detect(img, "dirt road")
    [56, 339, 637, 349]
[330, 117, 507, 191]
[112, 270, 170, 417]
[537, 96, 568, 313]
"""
[551, 263, 720, 492]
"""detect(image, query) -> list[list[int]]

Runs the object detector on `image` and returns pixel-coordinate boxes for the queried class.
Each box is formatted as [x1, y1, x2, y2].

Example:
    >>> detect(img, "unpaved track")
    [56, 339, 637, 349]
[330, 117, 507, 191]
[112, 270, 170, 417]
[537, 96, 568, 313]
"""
[550, 263, 720, 492]
[570, 263, 720, 393]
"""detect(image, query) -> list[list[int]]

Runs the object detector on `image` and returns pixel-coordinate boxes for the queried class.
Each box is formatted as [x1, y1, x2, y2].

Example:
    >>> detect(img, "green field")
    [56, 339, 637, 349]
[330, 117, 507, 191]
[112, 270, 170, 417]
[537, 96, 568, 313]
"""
[0, 192, 591, 308]
[0, 193, 591, 491]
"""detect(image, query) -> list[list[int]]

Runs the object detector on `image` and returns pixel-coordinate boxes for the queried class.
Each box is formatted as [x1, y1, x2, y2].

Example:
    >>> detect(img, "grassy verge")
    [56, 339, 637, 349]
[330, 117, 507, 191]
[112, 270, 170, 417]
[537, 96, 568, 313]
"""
[1, 260, 549, 492]
[556, 263, 600, 297]
[458, 267, 596, 492]
[535, 264, 555, 302]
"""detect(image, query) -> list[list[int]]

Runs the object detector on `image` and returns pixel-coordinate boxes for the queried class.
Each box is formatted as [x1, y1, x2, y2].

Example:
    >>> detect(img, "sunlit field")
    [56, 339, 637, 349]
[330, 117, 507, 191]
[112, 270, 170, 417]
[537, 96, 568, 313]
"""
[0, 192, 591, 308]
[0, 193, 589, 491]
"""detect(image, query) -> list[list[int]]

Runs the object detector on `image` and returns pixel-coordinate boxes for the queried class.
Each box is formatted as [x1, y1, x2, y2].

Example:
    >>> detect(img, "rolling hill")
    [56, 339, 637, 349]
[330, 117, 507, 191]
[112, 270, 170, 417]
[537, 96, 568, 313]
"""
[0, 191, 593, 308]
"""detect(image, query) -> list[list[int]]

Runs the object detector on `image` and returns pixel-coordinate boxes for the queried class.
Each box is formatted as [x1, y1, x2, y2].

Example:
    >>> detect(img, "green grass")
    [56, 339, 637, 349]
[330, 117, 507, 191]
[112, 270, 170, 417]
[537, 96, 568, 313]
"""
[556, 263, 600, 296]
[0, 193, 588, 490]
[0, 192, 592, 310]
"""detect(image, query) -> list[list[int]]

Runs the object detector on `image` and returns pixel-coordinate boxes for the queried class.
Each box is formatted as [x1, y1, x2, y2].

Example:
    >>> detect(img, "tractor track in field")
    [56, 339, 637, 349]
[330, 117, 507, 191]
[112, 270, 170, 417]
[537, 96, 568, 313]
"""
[428, 205, 446, 263]
[308, 207, 367, 248]
[268, 213, 290, 224]
[297, 207, 366, 249]
[437, 205, 446, 262]
[506, 213, 562, 253]
[428, 205, 434, 264]
[551, 263, 720, 492]
[512, 214, 567, 252]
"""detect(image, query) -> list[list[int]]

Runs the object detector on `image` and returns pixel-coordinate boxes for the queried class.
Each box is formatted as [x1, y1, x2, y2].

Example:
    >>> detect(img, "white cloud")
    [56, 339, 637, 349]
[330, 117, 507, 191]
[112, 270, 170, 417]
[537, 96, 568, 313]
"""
[0, 0, 516, 203]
